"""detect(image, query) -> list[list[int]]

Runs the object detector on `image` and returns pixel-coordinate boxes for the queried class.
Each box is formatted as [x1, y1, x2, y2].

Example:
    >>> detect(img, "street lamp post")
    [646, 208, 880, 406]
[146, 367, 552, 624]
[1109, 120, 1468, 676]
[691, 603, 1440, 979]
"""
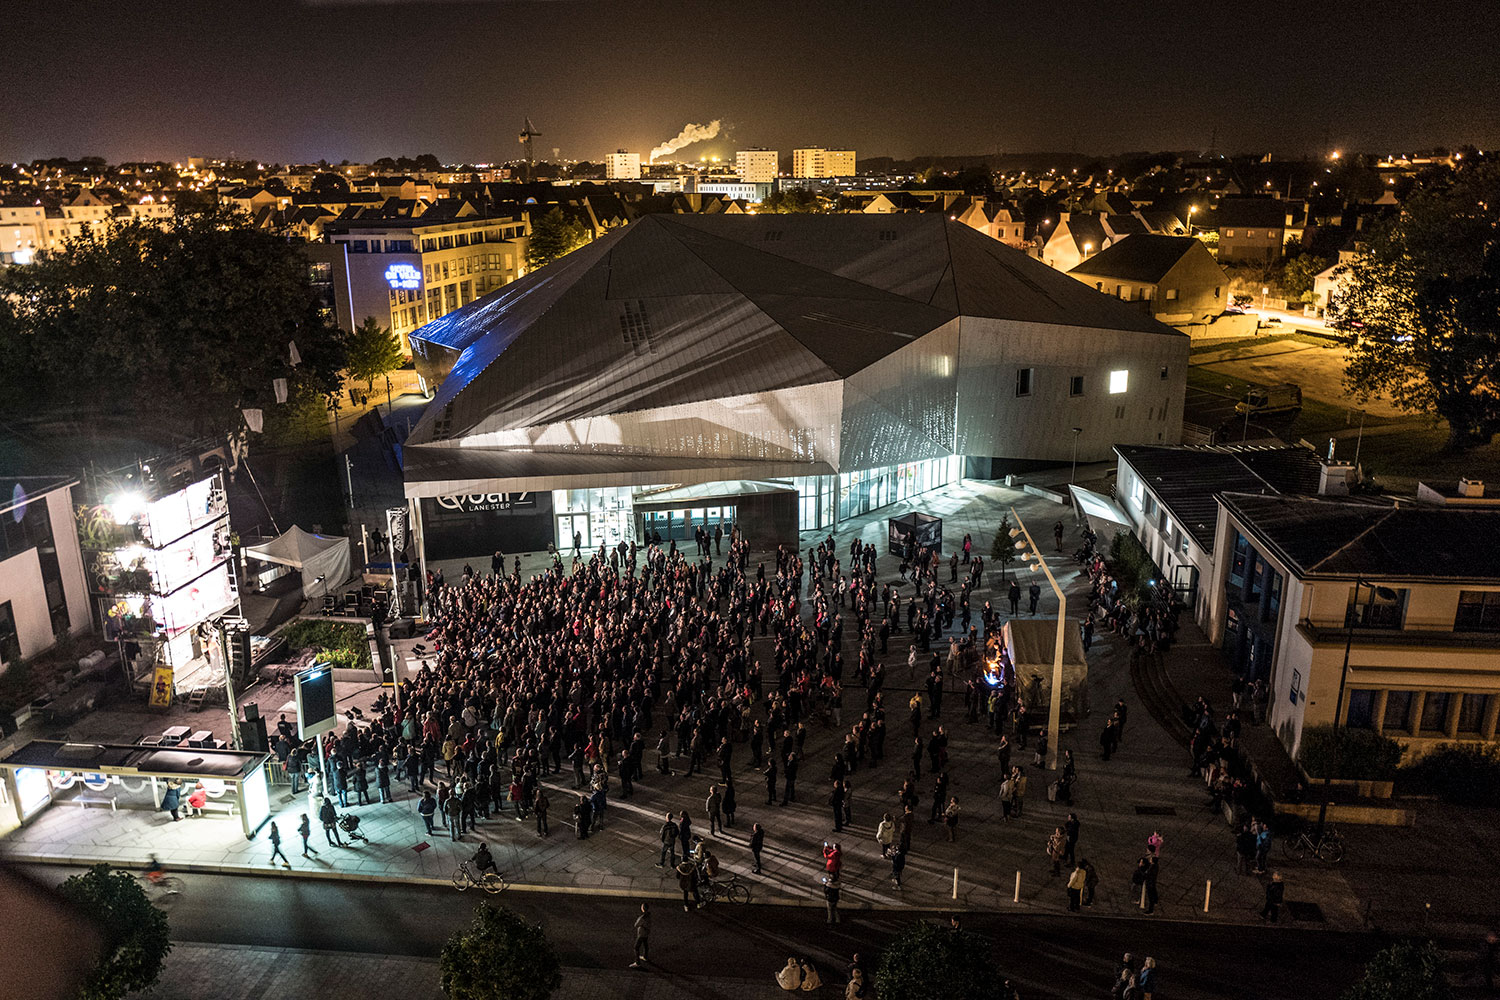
[1070, 427, 1083, 484]
[1316, 578, 1394, 839]
[1009, 508, 1067, 772]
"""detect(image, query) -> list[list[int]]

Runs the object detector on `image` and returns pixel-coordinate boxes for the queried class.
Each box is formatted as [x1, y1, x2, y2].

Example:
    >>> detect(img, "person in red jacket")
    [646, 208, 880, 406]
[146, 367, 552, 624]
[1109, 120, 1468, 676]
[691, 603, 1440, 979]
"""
[823, 841, 842, 877]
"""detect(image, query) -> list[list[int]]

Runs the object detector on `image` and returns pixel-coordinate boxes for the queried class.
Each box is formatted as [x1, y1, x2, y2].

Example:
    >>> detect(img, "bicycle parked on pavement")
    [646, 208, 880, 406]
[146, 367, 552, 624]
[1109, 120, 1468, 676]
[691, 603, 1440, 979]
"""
[699, 870, 751, 905]
[451, 861, 507, 893]
[1282, 823, 1345, 864]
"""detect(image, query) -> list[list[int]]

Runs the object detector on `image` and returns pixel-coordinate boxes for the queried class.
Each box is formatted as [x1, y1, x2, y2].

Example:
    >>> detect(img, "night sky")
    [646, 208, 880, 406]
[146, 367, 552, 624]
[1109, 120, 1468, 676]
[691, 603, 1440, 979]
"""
[3, 0, 1497, 164]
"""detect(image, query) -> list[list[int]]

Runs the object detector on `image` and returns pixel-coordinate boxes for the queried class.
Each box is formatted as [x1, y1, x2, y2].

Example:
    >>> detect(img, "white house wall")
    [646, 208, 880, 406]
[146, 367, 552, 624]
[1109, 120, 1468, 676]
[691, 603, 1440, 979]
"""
[955, 317, 1188, 462]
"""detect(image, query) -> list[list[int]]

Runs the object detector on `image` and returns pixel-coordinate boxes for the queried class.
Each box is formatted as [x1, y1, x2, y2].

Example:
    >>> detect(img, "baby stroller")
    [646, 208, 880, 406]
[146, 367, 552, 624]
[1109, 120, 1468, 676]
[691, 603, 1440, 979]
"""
[339, 813, 370, 844]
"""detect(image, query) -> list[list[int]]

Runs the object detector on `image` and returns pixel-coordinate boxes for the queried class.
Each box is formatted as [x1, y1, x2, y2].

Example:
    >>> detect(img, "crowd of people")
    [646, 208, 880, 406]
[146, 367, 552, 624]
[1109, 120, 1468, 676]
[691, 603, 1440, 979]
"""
[252, 511, 1229, 997]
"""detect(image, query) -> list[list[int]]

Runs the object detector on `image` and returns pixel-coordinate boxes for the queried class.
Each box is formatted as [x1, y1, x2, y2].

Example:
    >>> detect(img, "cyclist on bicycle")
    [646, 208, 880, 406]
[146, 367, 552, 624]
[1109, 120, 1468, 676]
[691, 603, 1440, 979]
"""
[471, 842, 497, 876]
[143, 854, 165, 884]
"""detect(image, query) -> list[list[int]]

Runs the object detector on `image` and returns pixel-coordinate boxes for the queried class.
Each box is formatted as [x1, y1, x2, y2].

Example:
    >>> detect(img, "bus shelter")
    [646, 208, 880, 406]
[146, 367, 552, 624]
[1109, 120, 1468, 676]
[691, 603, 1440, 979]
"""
[0, 741, 272, 840]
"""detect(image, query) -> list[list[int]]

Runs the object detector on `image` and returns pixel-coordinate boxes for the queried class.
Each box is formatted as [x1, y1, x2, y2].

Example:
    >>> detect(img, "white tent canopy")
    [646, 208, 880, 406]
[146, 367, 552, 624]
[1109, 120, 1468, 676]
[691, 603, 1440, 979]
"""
[244, 526, 351, 599]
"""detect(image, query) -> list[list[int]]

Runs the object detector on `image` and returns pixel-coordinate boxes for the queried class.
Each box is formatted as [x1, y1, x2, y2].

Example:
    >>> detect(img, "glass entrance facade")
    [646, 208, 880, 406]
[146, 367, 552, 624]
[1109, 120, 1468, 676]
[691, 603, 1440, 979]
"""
[793, 456, 962, 532]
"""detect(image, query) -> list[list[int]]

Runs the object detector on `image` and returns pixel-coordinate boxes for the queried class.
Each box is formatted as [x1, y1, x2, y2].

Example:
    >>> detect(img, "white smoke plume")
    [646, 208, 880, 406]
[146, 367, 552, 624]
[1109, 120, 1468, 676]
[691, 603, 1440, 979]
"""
[648, 120, 722, 163]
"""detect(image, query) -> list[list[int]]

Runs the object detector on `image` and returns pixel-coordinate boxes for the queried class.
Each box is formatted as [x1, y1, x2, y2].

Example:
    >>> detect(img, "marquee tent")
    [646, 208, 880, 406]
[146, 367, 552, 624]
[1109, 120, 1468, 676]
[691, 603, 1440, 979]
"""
[243, 526, 351, 600]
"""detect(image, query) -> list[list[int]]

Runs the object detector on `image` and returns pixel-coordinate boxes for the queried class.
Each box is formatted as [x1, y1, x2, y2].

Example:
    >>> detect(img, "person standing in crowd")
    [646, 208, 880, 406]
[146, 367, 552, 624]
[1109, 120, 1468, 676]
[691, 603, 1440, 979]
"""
[706, 783, 724, 835]
[319, 796, 343, 847]
[750, 822, 765, 874]
[823, 874, 841, 925]
[657, 812, 679, 868]
[534, 786, 550, 836]
[417, 790, 436, 834]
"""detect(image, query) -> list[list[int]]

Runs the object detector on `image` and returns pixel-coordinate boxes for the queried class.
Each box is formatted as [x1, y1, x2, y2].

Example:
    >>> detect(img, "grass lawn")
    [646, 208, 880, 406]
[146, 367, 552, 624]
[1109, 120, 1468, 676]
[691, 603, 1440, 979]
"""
[1185, 350, 1499, 491]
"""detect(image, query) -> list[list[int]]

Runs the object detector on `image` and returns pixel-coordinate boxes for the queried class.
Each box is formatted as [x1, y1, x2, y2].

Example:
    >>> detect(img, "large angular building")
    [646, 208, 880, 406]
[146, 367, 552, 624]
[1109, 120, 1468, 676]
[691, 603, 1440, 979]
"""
[402, 214, 1188, 566]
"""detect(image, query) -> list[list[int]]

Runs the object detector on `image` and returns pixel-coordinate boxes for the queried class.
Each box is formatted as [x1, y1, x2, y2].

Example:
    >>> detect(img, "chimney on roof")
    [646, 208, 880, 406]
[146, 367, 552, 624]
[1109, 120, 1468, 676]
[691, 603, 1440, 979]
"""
[1459, 478, 1485, 498]
[1318, 458, 1354, 496]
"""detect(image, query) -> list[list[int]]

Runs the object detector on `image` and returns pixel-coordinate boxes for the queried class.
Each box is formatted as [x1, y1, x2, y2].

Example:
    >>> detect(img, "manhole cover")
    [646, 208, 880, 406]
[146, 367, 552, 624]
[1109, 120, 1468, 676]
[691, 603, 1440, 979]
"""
[1286, 900, 1324, 922]
[1134, 806, 1178, 816]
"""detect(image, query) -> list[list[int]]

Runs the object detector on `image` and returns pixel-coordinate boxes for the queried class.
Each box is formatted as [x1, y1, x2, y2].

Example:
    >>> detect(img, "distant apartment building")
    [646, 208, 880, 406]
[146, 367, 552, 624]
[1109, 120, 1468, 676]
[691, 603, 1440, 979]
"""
[1, 191, 174, 263]
[735, 148, 779, 184]
[792, 147, 856, 179]
[606, 151, 642, 180]
[0, 477, 92, 671]
[319, 212, 530, 355]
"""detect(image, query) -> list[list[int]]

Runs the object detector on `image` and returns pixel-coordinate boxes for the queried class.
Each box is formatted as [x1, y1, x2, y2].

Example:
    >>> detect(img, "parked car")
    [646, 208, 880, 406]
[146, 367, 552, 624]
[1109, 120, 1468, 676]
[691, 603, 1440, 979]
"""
[1235, 383, 1302, 415]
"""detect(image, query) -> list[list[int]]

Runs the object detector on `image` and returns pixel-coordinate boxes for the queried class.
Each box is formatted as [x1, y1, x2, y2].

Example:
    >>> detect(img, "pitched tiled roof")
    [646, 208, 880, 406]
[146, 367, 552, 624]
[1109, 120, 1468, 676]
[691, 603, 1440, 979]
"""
[1069, 235, 1202, 284]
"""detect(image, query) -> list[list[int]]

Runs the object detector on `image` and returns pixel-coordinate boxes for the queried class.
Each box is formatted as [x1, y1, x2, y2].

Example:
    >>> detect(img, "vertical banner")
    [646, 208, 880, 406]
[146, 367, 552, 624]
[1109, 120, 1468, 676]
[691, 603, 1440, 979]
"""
[149, 665, 175, 708]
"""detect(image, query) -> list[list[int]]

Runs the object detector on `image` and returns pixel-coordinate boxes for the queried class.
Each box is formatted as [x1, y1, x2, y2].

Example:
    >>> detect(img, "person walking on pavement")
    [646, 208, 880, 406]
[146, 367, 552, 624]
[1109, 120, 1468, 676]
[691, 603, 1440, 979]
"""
[890, 844, 907, 889]
[1008, 580, 1021, 616]
[319, 796, 344, 847]
[298, 813, 318, 858]
[750, 822, 765, 874]
[764, 758, 778, 805]
[630, 902, 651, 969]
[268, 820, 290, 868]
[1067, 863, 1086, 911]
[1054, 519, 1064, 551]
[1063, 813, 1080, 866]
[830, 780, 846, 833]
[657, 812, 679, 868]
[823, 875, 842, 925]
[706, 784, 724, 835]
[1261, 871, 1285, 922]
[782, 752, 799, 805]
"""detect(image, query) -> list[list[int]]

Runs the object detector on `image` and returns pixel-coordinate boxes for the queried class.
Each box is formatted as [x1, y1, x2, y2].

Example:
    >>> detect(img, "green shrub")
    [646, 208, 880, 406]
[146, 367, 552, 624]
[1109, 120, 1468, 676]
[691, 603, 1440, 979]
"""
[1398, 743, 1500, 806]
[1342, 940, 1450, 1000]
[279, 619, 371, 670]
[875, 920, 1005, 1000]
[1107, 530, 1158, 607]
[1298, 725, 1405, 780]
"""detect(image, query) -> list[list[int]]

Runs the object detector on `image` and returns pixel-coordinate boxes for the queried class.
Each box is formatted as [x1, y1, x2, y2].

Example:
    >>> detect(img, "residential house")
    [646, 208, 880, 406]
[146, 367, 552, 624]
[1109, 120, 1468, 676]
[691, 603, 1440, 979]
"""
[1214, 198, 1288, 263]
[1068, 235, 1229, 325]
[1041, 212, 1146, 271]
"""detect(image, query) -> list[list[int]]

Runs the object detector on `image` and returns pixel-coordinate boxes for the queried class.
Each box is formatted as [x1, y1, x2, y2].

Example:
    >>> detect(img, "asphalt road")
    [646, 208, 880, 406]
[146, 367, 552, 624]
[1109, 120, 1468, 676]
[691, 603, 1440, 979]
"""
[22, 865, 1378, 999]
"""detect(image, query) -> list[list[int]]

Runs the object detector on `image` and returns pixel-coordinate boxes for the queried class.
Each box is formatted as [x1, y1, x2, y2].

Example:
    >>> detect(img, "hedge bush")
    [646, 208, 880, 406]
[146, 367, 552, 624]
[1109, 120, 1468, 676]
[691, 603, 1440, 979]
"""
[279, 619, 371, 670]
[1297, 725, 1405, 780]
[1398, 743, 1500, 807]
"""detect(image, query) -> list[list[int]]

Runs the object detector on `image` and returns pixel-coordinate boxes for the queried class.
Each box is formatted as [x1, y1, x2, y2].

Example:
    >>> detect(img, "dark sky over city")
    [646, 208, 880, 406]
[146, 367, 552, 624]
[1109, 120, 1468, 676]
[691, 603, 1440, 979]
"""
[3, 0, 1498, 164]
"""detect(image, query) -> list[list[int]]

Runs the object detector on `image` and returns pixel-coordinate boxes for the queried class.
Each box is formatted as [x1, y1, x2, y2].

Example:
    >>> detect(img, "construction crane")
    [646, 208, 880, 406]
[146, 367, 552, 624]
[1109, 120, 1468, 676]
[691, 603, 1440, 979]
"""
[518, 117, 541, 182]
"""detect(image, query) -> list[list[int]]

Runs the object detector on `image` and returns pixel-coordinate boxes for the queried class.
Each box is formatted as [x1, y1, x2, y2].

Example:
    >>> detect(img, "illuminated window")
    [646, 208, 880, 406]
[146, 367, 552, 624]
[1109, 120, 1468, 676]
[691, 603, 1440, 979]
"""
[1109, 370, 1128, 394]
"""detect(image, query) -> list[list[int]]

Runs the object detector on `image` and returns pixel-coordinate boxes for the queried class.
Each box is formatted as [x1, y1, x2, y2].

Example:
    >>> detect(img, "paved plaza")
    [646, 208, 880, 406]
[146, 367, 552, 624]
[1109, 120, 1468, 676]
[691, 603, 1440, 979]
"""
[4, 474, 1362, 930]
